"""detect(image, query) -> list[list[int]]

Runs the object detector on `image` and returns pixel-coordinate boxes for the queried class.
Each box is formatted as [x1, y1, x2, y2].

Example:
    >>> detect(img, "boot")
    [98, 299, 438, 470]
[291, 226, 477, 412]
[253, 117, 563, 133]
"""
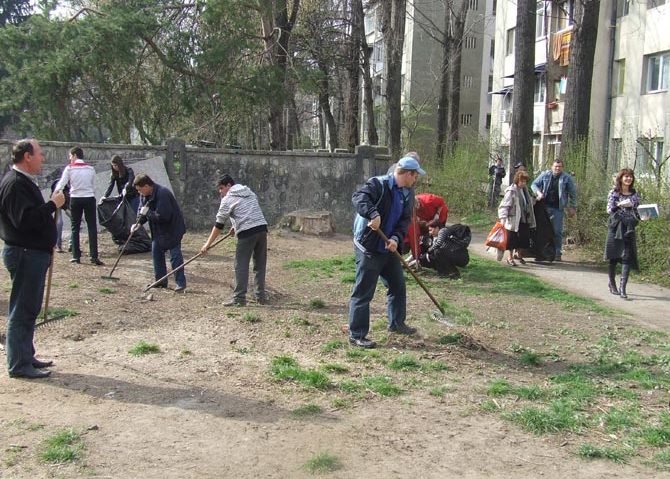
[607, 262, 619, 295]
[619, 263, 629, 299]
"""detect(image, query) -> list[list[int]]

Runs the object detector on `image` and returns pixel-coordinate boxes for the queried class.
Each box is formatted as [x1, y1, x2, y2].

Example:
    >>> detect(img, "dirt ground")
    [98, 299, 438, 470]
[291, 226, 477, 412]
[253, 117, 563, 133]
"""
[0, 230, 668, 478]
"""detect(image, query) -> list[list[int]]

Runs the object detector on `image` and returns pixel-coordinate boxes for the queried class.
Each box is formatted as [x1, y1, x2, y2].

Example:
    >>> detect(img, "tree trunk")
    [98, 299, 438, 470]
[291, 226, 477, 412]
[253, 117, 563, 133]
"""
[359, 0, 378, 145]
[344, 0, 361, 151]
[562, 0, 600, 155]
[446, 2, 467, 155]
[509, 0, 535, 177]
[381, 0, 406, 159]
[318, 62, 339, 151]
[435, 5, 451, 163]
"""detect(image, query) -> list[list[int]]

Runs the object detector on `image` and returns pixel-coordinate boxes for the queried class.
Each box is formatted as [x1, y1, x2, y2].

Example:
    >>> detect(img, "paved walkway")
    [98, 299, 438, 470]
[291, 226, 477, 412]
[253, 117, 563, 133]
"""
[469, 231, 670, 332]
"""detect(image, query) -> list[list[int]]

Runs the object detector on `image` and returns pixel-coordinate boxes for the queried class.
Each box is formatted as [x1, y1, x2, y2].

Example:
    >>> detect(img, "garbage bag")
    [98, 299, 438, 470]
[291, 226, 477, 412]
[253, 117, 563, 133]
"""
[97, 197, 151, 254]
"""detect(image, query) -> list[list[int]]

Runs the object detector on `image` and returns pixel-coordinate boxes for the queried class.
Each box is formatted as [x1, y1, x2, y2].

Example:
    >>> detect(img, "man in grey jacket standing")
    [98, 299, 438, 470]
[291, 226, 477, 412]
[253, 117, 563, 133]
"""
[200, 174, 268, 306]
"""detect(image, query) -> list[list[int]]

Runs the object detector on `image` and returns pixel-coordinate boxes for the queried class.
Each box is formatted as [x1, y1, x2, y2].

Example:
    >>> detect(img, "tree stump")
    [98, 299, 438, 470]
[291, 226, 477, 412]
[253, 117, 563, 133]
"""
[280, 210, 335, 236]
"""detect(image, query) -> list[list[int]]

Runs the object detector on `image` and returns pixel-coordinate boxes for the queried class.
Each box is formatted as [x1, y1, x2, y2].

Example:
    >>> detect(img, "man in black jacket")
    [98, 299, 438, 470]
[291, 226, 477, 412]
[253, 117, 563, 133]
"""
[349, 156, 425, 348]
[0, 139, 65, 379]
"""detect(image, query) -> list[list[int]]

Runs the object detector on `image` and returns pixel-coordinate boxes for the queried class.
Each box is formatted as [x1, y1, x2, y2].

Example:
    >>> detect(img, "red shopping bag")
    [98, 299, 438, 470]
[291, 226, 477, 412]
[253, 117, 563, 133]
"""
[485, 221, 508, 250]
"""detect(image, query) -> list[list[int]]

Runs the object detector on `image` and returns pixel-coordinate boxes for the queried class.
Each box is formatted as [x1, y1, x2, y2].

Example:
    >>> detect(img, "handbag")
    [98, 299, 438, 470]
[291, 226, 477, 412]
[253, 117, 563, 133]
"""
[485, 221, 508, 250]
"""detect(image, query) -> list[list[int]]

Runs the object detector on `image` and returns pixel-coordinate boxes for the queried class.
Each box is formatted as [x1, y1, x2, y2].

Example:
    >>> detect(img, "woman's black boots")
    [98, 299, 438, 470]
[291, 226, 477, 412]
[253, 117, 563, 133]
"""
[619, 263, 630, 299]
[608, 262, 619, 295]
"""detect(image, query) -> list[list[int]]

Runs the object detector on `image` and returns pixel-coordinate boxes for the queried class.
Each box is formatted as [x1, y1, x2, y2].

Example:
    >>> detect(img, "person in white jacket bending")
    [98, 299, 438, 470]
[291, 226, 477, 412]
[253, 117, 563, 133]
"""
[55, 146, 103, 265]
[200, 174, 268, 306]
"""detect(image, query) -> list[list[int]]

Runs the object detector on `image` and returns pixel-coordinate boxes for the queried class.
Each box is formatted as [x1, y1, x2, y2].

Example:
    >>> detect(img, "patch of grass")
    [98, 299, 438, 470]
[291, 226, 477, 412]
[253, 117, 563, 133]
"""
[309, 298, 326, 309]
[480, 399, 501, 412]
[436, 333, 463, 345]
[649, 450, 670, 469]
[270, 356, 331, 389]
[599, 405, 641, 432]
[504, 400, 587, 434]
[388, 354, 421, 371]
[341, 273, 356, 283]
[321, 340, 346, 354]
[578, 443, 632, 463]
[338, 379, 363, 394]
[321, 363, 349, 374]
[285, 256, 354, 276]
[98, 287, 116, 294]
[515, 385, 545, 400]
[331, 398, 352, 409]
[362, 375, 402, 397]
[421, 360, 449, 372]
[67, 282, 79, 289]
[39, 429, 84, 464]
[290, 315, 311, 326]
[128, 340, 160, 356]
[38, 307, 78, 320]
[291, 404, 323, 417]
[429, 385, 452, 397]
[518, 350, 543, 366]
[241, 312, 261, 323]
[639, 424, 670, 447]
[304, 451, 342, 474]
[487, 379, 512, 396]
[345, 348, 380, 360]
[178, 349, 192, 358]
[439, 302, 474, 326]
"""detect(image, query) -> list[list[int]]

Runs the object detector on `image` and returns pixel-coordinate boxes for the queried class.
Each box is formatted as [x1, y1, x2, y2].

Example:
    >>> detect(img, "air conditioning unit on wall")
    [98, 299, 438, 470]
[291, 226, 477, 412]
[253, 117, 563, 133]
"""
[501, 109, 512, 123]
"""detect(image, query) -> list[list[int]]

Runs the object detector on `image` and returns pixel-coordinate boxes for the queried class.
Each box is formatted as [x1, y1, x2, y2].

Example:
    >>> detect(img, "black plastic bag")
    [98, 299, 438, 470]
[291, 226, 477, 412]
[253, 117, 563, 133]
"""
[97, 197, 151, 254]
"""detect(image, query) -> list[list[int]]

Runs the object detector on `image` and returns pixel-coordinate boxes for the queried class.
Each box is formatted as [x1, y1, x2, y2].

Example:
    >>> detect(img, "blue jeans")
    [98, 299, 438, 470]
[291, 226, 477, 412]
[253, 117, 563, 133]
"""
[233, 231, 267, 303]
[152, 240, 186, 288]
[348, 247, 406, 340]
[547, 206, 564, 256]
[3, 246, 51, 374]
[70, 196, 99, 260]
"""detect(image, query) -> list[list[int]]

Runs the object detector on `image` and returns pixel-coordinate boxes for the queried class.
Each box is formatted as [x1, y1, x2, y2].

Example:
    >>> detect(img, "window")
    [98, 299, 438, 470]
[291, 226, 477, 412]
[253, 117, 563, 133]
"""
[460, 113, 473, 126]
[506, 28, 515, 56]
[555, 0, 574, 31]
[636, 137, 664, 172]
[463, 75, 474, 88]
[469, 0, 479, 9]
[536, 2, 547, 38]
[464, 37, 477, 49]
[534, 78, 546, 103]
[645, 52, 669, 93]
[373, 41, 384, 63]
[613, 59, 625, 96]
[488, 75, 493, 92]
[490, 40, 495, 59]
[648, 0, 666, 8]
[492, 0, 497, 14]
[486, 114, 492, 129]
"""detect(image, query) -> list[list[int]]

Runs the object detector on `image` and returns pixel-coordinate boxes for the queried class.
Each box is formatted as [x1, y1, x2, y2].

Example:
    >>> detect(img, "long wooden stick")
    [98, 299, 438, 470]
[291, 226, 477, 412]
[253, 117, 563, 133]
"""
[42, 209, 60, 321]
[375, 229, 446, 316]
[143, 231, 233, 292]
[104, 213, 144, 279]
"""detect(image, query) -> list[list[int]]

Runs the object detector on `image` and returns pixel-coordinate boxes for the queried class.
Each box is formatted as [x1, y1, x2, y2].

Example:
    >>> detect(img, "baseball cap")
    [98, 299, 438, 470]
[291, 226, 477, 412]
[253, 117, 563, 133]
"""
[397, 156, 426, 176]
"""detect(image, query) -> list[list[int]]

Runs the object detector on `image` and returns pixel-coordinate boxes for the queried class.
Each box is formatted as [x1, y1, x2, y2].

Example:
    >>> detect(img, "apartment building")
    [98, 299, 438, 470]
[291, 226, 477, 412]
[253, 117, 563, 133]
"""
[361, 0, 496, 147]
[490, 0, 669, 180]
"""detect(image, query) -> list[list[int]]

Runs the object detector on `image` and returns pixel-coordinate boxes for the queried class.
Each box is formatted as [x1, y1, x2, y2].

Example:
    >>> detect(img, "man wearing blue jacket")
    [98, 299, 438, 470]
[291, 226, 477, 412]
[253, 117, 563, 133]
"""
[133, 174, 186, 292]
[531, 159, 577, 261]
[349, 156, 425, 348]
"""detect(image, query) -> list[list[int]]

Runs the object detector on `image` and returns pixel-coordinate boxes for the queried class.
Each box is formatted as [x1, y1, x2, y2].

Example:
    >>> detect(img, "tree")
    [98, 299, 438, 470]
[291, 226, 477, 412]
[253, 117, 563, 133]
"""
[380, 0, 406, 158]
[509, 0, 535, 174]
[343, 0, 361, 150]
[561, 0, 600, 155]
[0, 0, 31, 26]
[357, 0, 378, 145]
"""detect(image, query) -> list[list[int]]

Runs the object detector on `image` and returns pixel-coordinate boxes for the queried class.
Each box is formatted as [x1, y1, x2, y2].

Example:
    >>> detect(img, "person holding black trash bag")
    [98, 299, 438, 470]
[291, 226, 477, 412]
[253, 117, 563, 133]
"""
[200, 174, 269, 307]
[133, 174, 186, 292]
[0, 139, 65, 379]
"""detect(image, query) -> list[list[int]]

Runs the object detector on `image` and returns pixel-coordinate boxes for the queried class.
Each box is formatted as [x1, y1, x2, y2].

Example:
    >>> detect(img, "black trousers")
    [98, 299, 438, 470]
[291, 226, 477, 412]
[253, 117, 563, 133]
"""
[70, 196, 99, 260]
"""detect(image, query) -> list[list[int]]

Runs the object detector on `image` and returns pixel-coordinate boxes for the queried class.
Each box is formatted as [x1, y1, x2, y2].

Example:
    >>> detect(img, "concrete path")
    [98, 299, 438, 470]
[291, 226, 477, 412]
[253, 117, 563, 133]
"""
[469, 231, 670, 332]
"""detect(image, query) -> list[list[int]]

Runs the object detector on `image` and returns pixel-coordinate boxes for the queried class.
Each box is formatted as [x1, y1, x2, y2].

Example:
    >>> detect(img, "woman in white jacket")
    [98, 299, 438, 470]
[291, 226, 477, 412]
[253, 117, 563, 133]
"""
[498, 170, 536, 265]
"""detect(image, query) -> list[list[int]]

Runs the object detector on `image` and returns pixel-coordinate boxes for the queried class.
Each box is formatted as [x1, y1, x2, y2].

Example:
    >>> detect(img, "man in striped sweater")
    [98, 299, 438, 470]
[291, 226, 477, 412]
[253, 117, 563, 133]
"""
[55, 146, 103, 265]
[200, 174, 268, 306]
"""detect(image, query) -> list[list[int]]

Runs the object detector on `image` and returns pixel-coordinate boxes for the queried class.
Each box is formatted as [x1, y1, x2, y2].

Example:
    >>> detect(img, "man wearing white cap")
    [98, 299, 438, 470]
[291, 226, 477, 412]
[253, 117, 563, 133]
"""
[348, 156, 426, 348]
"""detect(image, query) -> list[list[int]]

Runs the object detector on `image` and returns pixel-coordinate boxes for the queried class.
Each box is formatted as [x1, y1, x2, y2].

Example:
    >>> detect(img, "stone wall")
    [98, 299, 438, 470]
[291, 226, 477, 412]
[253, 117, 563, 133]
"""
[1, 139, 392, 232]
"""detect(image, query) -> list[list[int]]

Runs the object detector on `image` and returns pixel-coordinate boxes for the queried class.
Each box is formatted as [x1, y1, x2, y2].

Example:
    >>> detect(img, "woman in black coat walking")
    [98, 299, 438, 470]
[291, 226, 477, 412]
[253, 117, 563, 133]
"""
[605, 168, 640, 299]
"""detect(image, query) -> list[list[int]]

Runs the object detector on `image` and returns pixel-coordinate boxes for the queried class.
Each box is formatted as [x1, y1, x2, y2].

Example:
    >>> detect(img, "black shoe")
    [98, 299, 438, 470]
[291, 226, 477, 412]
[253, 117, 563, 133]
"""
[349, 337, 376, 348]
[32, 359, 53, 369]
[70, 258, 80, 264]
[256, 297, 269, 305]
[174, 285, 186, 293]
[608, 282, 619, 295]
[90, 258, 104, 266]
[148, 282, 168, 289]
[388, 324, 417, 335]
[9, 368, 51, 379]
[223, 299, 246, 307]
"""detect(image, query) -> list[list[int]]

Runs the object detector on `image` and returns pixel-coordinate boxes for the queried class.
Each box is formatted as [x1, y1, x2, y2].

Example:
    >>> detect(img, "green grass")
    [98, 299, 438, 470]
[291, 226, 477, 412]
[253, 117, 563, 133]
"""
[599, 406, 641, 432]
[578, 443, 632, 463]
[321, 340, 346, 354]
[438, 302, 473, 326]
[321, 363, 349, 374]
[650, 450, 670, 469]
[290, 315, 311, 326]
[436, 333, 463, 345]
[38, 307, 78, 320]
[338, 379, 363, 394]
[291, 404, 323, 417]
[518, 350, 543, 366]
[98, 287, 116, 294]
[480, 399, 501, 412]
[308, 298, 326, 309]
[362, 376, 402, 397]
[285, 256, 354, 275]
[67, 282, 79, 289]
[270, 356, 331, 389]
[487, 379, 512, 396]
[639, 425, 670, 447]
[304, 451, 342, 474]
[241, 312, 261, 323]
[39, 429, 84, 464]
[504, 400, 587, 434]
[128, 340, 160, 356]
[331, 398, 352, 409]
[388, 354, 421, 371]
[429, 385, 452, 397]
